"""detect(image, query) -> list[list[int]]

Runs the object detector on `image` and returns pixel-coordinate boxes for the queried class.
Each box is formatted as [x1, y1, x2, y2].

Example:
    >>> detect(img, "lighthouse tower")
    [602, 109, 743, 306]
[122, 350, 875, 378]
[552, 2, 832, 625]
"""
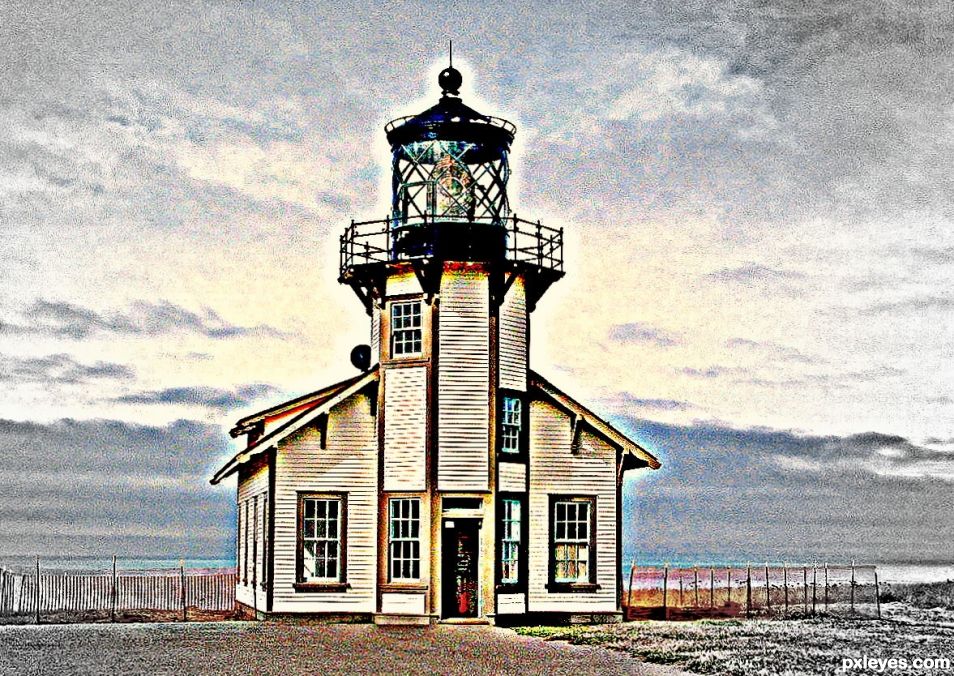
[215, 60, 659, 626]
[339, 63, 564, 618]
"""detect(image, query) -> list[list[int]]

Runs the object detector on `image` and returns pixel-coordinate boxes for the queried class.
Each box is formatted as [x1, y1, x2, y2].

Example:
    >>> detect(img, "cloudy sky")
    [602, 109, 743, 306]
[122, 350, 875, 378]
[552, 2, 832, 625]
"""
[1, 1, 951, 563]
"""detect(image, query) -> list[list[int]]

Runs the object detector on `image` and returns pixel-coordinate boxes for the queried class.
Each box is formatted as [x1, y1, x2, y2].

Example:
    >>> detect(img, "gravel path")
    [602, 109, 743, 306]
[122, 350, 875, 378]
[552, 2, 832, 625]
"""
[0, 621, 690, 675]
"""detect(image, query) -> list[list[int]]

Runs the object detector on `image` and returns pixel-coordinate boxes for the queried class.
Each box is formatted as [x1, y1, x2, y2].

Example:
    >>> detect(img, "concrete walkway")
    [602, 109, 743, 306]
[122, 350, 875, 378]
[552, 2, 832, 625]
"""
[0, 621, 690, 675]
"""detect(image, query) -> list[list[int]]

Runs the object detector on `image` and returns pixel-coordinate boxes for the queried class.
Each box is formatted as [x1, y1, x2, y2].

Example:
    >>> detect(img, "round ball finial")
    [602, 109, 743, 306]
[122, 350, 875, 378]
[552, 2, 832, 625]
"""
[439, 66, 462, 96]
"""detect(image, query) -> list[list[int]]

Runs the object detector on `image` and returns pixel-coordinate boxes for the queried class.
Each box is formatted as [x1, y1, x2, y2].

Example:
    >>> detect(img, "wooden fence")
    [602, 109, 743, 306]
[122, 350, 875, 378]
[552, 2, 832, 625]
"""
[623, 563, 881, 621]
[0, 559, 235, 622]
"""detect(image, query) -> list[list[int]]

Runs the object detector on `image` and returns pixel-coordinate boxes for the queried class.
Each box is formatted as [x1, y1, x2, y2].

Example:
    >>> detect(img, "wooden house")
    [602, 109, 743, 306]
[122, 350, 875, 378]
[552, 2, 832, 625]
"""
[210, 64, 661, 625]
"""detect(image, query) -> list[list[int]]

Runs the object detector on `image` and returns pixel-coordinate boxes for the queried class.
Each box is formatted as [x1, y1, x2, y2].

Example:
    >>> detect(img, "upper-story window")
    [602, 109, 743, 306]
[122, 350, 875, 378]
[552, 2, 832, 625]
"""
[501, 396, 522, 453]
[391, 301, 422, 357]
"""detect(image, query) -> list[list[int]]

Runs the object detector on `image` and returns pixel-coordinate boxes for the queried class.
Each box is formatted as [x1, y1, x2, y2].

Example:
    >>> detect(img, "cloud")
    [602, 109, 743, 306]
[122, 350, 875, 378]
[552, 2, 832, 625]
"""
[679, 366, 737, 379]
[620, 418, 954, 563]
[0, 353, 134, 384]
[861, 295, 954, 315]
[114, 383, 278, 411]
[0, 417, 235, 557]
[615, 392, 692, 411]
[725, 338, 820, 364]
[0, 299, 287, 340]
[608, 322, 682, 347]
[706, 263, 806, 284]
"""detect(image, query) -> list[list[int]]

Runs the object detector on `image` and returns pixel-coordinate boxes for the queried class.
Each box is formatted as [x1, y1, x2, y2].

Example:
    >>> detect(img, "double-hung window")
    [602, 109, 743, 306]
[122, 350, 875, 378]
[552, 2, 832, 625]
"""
[389, 498, 421, 580]
[299, 495, 345, 583]
[551, 497, 595, 585]
[501, 396, 522, 454]
[500, 499, 521, 584]
[391, 301, 422, 357]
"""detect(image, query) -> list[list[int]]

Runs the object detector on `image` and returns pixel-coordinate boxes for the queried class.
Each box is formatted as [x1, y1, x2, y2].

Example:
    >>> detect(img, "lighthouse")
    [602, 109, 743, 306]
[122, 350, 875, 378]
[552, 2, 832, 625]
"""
[212, 62, 660, 625]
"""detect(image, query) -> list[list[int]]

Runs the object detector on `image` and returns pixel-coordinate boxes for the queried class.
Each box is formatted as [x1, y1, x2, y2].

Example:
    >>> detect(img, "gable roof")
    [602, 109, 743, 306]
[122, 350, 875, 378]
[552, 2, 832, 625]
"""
[529, 370, 661, 470]
[210, 368, 379, 485]
[229, 369, 372, 438]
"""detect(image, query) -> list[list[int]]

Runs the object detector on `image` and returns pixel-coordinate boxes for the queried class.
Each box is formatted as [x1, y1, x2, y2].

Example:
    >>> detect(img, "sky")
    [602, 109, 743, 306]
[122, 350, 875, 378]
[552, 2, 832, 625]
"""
[0, 0, 952, 563]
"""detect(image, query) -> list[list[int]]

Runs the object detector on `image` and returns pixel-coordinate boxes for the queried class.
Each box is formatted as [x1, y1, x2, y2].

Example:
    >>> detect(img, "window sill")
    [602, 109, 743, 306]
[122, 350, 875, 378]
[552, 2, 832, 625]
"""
[546, 582, 601, 593]
[380, 582, 428, 592]
[293, 582, 350, 593]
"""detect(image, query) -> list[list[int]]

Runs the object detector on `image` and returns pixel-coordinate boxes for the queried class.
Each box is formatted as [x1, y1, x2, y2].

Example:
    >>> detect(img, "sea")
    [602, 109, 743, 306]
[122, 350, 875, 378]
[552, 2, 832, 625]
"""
[0, 556, 951, 584]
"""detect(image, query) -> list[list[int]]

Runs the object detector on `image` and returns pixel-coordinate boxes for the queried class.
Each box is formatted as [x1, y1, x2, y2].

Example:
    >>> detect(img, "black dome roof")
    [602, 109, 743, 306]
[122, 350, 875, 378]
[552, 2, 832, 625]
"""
[385, 71, 515, 150]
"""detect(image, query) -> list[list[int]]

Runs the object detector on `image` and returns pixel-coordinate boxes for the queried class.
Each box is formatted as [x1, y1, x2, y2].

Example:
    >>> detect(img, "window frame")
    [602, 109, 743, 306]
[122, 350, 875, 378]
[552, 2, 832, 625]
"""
[547, 495, 598, 592]
[388, 497, 423, 582]
[496, 494, 526, 591]
[389, 300, 423, 358]
[295, 492, 349, 593]
[496, 390, 529, 460]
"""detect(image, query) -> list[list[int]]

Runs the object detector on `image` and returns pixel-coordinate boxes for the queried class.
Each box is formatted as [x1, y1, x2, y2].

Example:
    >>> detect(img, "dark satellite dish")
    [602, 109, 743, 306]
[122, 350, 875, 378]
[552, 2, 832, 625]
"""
[350, 344, 372, 371]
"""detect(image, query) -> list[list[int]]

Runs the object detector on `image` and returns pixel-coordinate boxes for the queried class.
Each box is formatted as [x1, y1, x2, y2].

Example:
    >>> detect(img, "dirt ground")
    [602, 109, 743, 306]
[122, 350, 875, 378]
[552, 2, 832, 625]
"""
[517, 605, 954, 676]
[0, 621, 689, 676]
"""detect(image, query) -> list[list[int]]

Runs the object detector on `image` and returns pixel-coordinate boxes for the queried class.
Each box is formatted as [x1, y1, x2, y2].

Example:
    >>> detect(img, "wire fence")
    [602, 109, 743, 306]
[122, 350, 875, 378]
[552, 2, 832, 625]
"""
[0, 557, 235, 623]
[624, 563, 881, 621]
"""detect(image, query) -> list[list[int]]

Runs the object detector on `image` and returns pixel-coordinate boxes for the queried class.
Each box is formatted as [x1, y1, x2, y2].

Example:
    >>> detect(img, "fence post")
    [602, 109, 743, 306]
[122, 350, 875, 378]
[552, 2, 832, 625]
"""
[627, 561, 636, 612]
[35, 555, 41, 624]
[764, 563, 771, 612]
[111, 555, 117, 622]
[803, 566, 808, 614]
[180, 560, 187, 622]
[811, 564, 817, 617]
[850, 561, 856, 616]
[824, 563, 829, 614]
[662, 565, 669, 620]
[709, 568, 714, 608]
[874, 569, 881, 620]
[745, 564, 752, 618]
[694, 566, 699, 608]
[679, 578, 684, 607]
[726, 567, 731, 607]
[783, 565, 789, 615]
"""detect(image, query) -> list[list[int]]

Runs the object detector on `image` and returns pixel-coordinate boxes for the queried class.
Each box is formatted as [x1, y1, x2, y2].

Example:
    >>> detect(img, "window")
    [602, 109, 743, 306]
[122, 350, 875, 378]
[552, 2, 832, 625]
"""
[389, 498, 421, 580]
[500, 499, 521, 584]
[551, 497, 596, 585]
[391, 301, 422, 357]
[298, 495, 345, 583]
[501, 396, 522, 453]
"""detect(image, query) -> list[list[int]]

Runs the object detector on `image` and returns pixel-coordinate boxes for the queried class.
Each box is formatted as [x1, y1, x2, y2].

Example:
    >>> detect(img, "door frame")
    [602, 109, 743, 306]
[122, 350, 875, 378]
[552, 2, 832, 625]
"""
[440, 517, 482, 619]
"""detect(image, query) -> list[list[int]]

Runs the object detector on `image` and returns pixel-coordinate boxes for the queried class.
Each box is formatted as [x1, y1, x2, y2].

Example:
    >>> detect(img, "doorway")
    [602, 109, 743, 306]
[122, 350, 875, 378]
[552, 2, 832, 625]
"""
[441, 518, 480, 618]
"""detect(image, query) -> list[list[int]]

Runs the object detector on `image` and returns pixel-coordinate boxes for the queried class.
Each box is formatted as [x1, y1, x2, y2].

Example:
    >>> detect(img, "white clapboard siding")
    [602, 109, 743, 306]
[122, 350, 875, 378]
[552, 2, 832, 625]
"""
[527, 399, 618, 613]
[498, 275, 527, 391]
[497, 593, 526, 614]
[383, 366, 427, 491]
[272, 392, 378, 613]
[498, 462, 527, 493]
[381, 592, 426, 615]
[438, 269, 490, 490]
[387, 271, 422, 296]
[370, 305, 381, 366]
[236, 463, 269, 607]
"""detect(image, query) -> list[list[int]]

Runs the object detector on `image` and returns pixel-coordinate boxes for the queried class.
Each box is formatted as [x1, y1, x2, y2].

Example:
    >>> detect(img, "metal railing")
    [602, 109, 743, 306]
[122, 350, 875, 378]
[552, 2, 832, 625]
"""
[384, 114, 516, 136]
[339, 214, 563, 277]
